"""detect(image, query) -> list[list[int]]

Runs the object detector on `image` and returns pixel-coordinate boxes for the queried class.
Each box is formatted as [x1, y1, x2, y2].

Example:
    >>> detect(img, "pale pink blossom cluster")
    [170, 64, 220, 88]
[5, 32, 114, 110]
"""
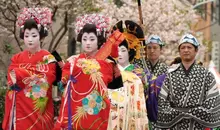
[98, 0, 197, 43]
[97, 0, 198, 64]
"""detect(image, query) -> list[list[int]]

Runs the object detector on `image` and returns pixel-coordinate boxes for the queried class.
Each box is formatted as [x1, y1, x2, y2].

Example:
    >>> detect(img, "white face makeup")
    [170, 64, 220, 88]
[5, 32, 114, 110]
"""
[118, 45, 130, 67]
[24, 28, 41, 52]
[81, 32, 98, 56]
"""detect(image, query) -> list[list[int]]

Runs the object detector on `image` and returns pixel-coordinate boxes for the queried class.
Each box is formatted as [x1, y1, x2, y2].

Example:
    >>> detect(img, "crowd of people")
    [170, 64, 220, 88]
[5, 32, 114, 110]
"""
[2, 7, 220, 130]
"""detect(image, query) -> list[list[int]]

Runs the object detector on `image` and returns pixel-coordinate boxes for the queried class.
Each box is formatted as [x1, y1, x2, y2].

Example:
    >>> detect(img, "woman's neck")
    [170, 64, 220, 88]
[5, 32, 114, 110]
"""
[28, 47, 41, 54]
[85, 50, 98, 58]
[119, 62, 130, 69]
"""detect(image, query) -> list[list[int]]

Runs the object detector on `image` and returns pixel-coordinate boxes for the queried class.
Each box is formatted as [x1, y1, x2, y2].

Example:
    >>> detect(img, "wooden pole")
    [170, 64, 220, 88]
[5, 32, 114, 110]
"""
[137, 0, 149, 71]
[137, 0, 143, 25]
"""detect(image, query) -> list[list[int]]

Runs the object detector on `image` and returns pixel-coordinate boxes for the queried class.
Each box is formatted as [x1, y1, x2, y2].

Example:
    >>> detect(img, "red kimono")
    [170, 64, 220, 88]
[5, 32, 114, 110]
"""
[54, 54, 116, 130]
[2, 50, 56, 130]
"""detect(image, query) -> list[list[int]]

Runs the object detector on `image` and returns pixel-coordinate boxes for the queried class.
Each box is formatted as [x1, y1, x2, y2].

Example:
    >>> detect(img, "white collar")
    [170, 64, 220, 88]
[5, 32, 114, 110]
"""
[118, 64, 131, 71]
[168, 63, 181, 73]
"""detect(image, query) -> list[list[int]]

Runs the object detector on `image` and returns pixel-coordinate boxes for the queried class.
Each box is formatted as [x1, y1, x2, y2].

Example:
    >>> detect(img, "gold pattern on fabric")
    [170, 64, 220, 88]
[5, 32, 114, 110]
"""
[67, 58, 109, 129]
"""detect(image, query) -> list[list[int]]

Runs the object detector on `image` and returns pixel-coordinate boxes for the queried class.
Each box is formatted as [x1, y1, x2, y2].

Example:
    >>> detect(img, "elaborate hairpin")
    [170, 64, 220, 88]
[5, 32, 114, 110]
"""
[75, 14, 110, 36]
[123, 32, 142, 59]
[17, 7, 52, 30]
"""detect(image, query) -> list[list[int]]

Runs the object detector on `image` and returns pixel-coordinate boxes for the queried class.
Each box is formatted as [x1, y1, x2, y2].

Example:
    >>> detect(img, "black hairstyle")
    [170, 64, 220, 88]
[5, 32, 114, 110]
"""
[170, 57, 182, 66]
[76, 23, 106, 49]
[112, 20, 144, 41]
[19, 19, 48, 40]
[119, 40, 136, 62]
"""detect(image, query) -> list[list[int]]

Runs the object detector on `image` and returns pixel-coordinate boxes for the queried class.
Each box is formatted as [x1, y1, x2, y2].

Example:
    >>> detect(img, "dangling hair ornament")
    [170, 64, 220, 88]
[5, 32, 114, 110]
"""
[17, 7, 52, 31]
[75, 14, 110, 37]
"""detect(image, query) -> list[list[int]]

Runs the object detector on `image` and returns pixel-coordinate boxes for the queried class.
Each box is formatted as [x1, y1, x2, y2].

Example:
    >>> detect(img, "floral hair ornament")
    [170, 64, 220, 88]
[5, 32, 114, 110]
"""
[17, 7, 52, 31]
[75, 14, 110, 37]
[179, 33, 200, 47]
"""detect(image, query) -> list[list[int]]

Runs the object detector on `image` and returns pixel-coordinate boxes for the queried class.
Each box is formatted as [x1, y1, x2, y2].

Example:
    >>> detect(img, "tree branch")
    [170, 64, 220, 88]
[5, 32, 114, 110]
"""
[13, 21, 22, 51]
[8, 9, 16, 18]
[12, 0, 20, 10]
[41, 42, 47, 48]
[52, 6, 58, 21]
[48, 25, 64, 52]
[35, 0, 42, 6]
[23, 0, 29, 7]
[0, 8, 14, 22]
[7, 0, 17, 17]
[50, 27, 54, 37]
[52, 11, 68, 51]
[195, 21, 217, 31]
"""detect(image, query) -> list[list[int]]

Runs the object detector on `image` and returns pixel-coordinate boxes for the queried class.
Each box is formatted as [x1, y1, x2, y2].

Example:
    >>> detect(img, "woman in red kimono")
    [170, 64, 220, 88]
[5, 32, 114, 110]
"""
[2, 7, 56, 130]
[54, 14, 123, 130]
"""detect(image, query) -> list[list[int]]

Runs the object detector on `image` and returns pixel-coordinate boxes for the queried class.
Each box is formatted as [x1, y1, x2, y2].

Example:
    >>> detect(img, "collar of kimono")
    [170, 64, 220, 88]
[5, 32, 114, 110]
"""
[181, 61, 196, 77]
[168, 63, 181, 73]
[148, 59, 160, 72]
[124, 64, 134, 72]
[27, 49, 42, 58]
[118, 64, 132, 71]
[81, 53, 96, 59]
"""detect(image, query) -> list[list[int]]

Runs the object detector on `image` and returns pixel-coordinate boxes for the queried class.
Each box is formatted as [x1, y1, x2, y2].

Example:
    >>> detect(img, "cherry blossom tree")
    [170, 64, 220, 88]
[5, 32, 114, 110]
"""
[99, 0, 197, 42]
[98, 0, 198, 64]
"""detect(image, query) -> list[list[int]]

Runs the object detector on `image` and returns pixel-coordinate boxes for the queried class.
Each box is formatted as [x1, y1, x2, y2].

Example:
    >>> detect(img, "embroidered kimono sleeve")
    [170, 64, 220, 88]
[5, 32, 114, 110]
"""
[187, 72, 220, 128]
[146, 74, 166, 122]
[7, 55, 27, 89]
[61, 62, 71, 85]
[60, 55, 79, 86]
[46, 62, 56, 85]
[156, 75, 185, 128]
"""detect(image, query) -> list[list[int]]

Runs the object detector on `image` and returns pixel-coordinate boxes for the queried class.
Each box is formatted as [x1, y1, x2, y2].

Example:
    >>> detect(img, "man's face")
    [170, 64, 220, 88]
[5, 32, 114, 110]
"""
[81, 32, 98, 55]
[146, 43, 161, 61]
[179, 43, 198, 62]
[24, 28, 40, 50]
[118, 45, 129, 66]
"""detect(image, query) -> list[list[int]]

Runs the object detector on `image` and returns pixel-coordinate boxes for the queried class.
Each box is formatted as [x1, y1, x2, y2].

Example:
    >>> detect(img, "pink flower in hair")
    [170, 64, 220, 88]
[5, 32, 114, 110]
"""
[17, 7, 52, 29]
[75, 13, 110, 36]
[34, 17, 40, 24]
